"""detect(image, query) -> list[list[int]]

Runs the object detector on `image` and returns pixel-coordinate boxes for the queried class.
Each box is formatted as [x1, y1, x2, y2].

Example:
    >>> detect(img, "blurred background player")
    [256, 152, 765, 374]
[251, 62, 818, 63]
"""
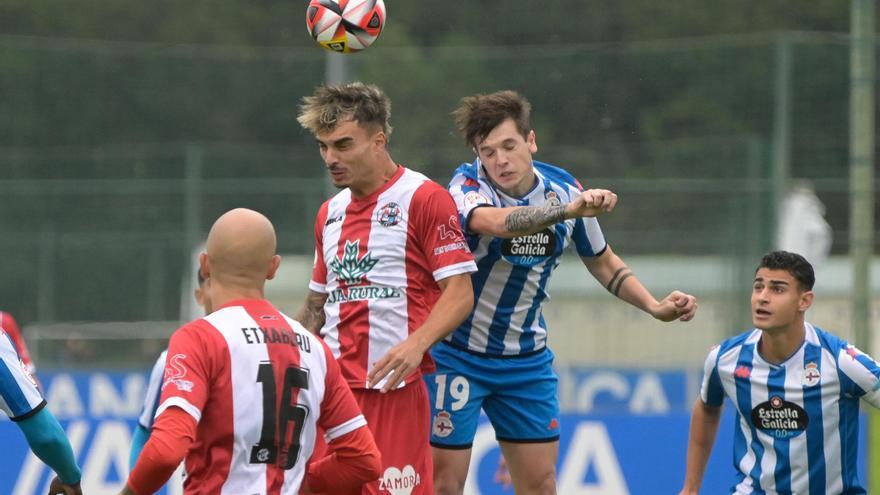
[1, 328, 82, 495]
[129, 268, 212, 471]
[428, 90, 698, 495]
[120, 208, 381, 495]
[680, 251, 880, 495]
[1, 311, 37, 375]
[295, 82, 477, 495]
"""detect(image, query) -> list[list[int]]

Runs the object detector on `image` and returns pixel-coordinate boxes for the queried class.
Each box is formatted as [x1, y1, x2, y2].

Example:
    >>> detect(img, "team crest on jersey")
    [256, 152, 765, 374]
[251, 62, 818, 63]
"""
[163, 353, 194, 392]
[379, 464, 420, 495]
[376, 202, 402, 227]
[750, 395, 809, 439]
[432, 411, 454, 438]
[802, 362, 821, 386]
[544, 190, 561, 206]
[329, 240, 378, 285]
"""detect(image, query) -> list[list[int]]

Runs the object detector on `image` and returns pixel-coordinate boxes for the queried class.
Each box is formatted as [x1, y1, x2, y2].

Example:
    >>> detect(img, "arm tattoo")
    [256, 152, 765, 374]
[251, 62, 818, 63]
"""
[296, 293, 327, 334]
[504, 203, 567, 234]
[605, 267, 633, 297]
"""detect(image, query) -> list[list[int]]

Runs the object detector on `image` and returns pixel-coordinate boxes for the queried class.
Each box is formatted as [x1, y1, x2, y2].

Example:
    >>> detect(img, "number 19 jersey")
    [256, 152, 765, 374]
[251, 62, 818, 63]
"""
[156, 298, 367, 494]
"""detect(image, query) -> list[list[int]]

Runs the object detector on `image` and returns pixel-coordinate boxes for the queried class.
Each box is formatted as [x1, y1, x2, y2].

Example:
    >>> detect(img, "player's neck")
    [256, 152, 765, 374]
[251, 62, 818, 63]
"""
[496, 171, 538, 199]
[758, 320, 806, 365]
[350, 156, 398, 199]
[209, 283, 265, 310]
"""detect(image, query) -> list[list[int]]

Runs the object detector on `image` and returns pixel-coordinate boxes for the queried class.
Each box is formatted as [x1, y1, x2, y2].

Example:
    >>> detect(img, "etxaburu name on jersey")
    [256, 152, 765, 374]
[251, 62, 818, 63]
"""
[241, 326, 311, 353]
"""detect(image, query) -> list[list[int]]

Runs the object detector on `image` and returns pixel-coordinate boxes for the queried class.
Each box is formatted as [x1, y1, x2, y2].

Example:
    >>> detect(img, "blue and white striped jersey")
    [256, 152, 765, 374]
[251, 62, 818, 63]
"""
[446, 159, 606, 356]
[701, 323, 880, 494]
[137, 349, 167, 429]
[0, 330, 45, 420]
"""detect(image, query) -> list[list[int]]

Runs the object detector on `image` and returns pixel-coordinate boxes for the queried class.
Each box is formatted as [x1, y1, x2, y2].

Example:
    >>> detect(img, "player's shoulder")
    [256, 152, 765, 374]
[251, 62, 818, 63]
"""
[168, 317, 214, 345]
[715, 328, 760, 356]
[280, 312, 322, 346]
[451, 160, 479, 182]
[807, 322, 847, 351]
[534, 160, 579, 188]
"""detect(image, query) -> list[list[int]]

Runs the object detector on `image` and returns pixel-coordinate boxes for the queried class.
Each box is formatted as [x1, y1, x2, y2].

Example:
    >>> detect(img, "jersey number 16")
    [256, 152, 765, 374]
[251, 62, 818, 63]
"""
[250, 362, 310, 469]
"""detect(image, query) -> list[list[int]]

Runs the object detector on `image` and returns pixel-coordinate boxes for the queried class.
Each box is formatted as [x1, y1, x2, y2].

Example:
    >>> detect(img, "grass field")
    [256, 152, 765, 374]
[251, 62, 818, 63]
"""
[872, 409, 880, 493]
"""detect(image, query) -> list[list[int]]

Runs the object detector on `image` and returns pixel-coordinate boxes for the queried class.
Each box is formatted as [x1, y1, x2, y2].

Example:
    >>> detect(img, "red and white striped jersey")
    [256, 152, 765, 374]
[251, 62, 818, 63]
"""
[156, 298, 367, 495]
[0, 312, 35, 374]
[309, 166, 477, 390]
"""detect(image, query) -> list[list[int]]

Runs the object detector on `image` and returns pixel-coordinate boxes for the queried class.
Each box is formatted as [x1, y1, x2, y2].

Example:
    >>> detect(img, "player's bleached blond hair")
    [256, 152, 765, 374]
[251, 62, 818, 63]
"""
[297, 82, 393, 137]
[453, 90, 532, 148]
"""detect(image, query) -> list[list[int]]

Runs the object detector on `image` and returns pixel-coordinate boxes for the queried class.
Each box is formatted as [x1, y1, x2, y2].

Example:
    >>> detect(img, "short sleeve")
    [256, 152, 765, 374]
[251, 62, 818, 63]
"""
[138, 350, 168, 429]
[0, 331, 45, 420]
[317, 340, 367, 442]
[0, 313, 35, 373]
[309, 201, 330, 293]
[838, 344, 880, 408]
[448, 170, 497, 234]
[565, 182, 607, 257]
[410, 182, 477, 282]
[155, 323, 215, 423]
[699, 345, 725, 407]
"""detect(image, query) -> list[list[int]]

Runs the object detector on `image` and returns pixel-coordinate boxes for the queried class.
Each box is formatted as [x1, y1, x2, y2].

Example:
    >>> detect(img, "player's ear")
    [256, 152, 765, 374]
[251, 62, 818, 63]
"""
[527, 130, 538, 154]
[199, 252, 210, 278]
[373, 130, 387, 149]
[798, 290, 814, 313]
[266, 254, 282, 280]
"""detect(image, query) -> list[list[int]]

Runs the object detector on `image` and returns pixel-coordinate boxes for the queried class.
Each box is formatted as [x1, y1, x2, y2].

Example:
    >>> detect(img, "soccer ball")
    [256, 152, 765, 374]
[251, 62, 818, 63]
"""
[306, 0, 386, 53]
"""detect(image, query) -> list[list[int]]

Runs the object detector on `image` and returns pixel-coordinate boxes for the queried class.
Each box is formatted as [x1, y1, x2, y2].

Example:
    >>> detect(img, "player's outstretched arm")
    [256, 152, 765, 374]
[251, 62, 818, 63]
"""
[679, 399, 722, 495]
[469, 188, 617, 238]
[367, 273, 473, 392]
[17, 407, 82, 491]
[582, 246, 697, 322]
[295, 290, 329, 334]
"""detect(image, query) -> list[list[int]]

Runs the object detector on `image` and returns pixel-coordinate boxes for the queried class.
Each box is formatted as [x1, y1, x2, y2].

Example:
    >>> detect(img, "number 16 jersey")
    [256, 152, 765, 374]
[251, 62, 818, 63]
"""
[156, 298, 367, 494]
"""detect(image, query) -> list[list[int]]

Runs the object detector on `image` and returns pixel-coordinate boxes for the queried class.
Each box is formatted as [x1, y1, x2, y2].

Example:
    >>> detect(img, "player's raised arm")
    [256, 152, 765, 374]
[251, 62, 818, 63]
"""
[467, 188, 617, 238]
[582, 245, 697, 322]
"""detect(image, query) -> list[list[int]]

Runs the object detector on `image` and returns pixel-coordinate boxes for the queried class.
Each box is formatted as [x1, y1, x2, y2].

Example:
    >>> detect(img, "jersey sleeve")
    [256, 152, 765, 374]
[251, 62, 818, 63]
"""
[447, 170, 497, 235]
[309, 201, 330, 293]
[565, 182, 608, 257]
[0, 313, 35, 373]
[317, 339, 367, 442]
[154, 323, 216, 423]
[0, 331, 45, 420]
[411, 181, 477, 282]
[137, 350, 168, 429]
[837, 344, 880, 407]
[699, 345, 725, 407]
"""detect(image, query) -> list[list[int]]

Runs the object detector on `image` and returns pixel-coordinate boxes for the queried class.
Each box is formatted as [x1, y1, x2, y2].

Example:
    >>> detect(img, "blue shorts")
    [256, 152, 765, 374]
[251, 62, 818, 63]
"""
[425, 342, 560, 448]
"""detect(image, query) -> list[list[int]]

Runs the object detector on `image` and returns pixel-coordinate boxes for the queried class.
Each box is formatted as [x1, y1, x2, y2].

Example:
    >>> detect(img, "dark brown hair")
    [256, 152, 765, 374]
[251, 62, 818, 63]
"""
[452, 90, 531, 148]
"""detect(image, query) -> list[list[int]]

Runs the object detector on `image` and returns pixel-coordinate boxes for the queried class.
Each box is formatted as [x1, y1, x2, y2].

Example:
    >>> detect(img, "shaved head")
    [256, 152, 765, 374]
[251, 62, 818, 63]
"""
[203, 208, 279, 289]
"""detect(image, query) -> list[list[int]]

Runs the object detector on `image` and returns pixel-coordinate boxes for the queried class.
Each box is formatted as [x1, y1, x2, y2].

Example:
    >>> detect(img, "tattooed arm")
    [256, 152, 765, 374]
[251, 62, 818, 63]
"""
[295, 290, 329, 334]
[468, 188, 618, 238]
[583, 246, 697, 322]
